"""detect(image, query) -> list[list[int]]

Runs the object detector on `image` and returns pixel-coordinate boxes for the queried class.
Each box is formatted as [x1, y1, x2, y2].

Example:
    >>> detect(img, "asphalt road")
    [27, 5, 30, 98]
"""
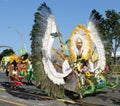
[0, 71, 120, 106]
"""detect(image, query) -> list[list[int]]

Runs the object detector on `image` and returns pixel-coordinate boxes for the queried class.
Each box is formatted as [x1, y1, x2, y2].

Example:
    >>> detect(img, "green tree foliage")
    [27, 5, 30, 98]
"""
[0, 49, 15, 61]
[30, 3, 65, 98]
[104, 10, 120, 64]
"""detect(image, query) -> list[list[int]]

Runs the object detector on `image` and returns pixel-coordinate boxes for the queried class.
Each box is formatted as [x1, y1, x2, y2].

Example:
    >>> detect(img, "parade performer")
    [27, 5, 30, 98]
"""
[8, 61, 21, 89]
[30, 3, 119, 98]
[26, 57, 34, 85]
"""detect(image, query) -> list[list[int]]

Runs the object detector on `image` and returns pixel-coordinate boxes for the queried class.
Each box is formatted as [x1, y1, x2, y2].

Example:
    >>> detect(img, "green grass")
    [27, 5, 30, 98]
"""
[110, 65, 120, 72]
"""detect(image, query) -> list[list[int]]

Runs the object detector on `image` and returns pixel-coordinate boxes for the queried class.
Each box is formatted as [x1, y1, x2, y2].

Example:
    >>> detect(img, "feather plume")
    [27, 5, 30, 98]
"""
[31, 3, 65, 98]
[88, 10, 106, 73]
[33, 3, 72, 85]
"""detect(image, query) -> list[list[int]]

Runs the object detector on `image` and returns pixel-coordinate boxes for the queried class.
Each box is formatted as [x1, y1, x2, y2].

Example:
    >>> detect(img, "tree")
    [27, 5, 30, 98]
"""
[0, 49, 15, 61]
[104, 10, 120, 64]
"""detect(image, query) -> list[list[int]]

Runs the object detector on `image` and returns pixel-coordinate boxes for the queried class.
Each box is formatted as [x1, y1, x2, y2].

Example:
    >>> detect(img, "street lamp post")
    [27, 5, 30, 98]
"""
[8, 27, 24, 50]
[0, 46, 12, 49]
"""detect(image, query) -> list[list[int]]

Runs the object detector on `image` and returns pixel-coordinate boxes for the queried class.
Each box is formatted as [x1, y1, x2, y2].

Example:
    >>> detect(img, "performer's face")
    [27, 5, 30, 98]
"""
[76, 38, 82, 50]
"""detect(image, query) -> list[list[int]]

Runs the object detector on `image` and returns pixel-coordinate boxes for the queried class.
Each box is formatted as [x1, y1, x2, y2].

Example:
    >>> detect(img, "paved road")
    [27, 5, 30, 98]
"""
[0, 71, 120, 106]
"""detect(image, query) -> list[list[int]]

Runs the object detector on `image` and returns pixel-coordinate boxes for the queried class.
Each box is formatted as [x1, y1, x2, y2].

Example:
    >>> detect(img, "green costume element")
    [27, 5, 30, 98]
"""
[94, 73, 119, 91]
[94, 67, 119, 91]
[93, 75, 106, 91]
[26, 60, 34, 81]
[26, 71, 34, 80]
[81, 79, 95, 96]
[27, 60, 31, 70]
[20, 70, 24, 76]
[20, 44, 27, 56]
[77, 73, 119, 98]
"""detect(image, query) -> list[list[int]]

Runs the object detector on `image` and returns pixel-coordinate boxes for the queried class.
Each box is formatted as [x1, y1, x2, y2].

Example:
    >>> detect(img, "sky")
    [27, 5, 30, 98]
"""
[0, 0, 120, 55]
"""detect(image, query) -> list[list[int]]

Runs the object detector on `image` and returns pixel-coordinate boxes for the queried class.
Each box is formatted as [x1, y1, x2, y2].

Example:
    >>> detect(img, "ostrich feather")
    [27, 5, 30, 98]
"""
[87, 10, 106, 73]
[36, 3, 72, 85]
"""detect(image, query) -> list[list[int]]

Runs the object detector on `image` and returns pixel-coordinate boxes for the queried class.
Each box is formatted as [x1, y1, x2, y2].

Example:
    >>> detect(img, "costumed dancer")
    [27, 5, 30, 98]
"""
[26, 57, 34, 85]
[8, 60, 22, 89]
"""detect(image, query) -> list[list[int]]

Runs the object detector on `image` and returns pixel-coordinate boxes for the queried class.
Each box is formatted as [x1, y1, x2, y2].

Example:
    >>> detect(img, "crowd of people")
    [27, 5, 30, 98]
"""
[2, 53, 34, 89]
